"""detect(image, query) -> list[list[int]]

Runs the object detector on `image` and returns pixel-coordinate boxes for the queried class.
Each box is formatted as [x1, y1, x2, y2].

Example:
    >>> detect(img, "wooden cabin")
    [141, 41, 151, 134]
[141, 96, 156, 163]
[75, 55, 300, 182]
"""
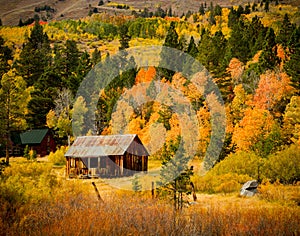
[7, 129, 56, 157]
[20, 129, 56, 157]
[65, 134, 148, 178]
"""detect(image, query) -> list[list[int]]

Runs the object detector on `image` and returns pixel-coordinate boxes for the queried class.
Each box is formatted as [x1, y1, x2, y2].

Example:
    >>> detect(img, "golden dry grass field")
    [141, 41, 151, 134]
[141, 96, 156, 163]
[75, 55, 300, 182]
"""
[1, 157, 299, 235]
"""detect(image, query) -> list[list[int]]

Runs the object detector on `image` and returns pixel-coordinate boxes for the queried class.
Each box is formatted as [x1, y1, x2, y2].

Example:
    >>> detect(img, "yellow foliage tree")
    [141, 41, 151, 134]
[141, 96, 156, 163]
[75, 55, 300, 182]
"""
[227, 58, 244, 85]
[283, 96, 300, 144]
[231, 84, 249, 124]
[197, 103, 211, 157]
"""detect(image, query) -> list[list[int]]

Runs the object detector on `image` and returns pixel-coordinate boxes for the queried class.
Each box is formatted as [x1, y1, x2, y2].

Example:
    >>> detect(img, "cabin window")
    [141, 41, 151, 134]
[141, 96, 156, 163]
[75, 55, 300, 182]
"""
[100, 156, 107, 168]
[90, 158, 98, 168]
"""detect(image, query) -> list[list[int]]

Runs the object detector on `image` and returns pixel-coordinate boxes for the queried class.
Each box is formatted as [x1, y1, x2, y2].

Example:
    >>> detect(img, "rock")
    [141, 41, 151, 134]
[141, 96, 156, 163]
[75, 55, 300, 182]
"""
[240, 180, 258, 197]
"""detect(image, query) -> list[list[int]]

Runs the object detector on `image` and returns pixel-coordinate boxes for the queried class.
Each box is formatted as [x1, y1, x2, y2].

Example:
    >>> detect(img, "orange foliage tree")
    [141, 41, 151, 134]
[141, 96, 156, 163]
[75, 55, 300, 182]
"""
[252, 71, 294, 115]
[232, 108, 275, 154]
[135, 66, 156, 84]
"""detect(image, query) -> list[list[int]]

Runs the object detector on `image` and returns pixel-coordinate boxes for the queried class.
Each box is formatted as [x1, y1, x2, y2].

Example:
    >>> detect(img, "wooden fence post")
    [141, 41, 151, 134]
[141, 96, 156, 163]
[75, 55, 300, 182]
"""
[92, 182, 104, 203]
[152, 181, 155, 199]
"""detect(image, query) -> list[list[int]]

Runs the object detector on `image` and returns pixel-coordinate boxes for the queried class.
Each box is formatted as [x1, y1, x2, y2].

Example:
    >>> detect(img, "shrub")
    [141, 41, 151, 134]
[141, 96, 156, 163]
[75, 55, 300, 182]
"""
[264, 145, 300, 184]
[215, 179, 241, 194]
[24, 146, 37, 161]
[3, 191, 300, 235]
[192, 151, 262, 193]
[48, 146, 68, 165]
[132, 175, 142, 192]
[24, 145, 30, 160]
[0, 160, 58, 212]
[192, 172, 251, 194]
[212, 151, 263, 178]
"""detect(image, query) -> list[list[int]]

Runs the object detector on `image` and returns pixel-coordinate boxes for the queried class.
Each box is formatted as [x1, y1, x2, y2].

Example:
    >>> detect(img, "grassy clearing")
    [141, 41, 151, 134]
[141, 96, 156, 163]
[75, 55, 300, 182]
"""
[1, 158, 299, 235]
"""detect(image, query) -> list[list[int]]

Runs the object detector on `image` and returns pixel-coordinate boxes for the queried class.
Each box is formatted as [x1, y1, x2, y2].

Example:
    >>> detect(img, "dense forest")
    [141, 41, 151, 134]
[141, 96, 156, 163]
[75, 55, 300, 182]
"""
[0, 1, 300, 181]
[0, 1, 299, 179]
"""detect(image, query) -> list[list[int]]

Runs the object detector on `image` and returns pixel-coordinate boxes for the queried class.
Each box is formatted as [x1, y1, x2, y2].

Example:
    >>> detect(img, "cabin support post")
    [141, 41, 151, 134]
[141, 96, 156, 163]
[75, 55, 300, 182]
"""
[66, 157, 70, 177]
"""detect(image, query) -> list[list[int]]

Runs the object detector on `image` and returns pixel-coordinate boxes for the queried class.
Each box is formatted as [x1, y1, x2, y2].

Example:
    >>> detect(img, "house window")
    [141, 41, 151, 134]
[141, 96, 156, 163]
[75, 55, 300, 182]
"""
[14, 147, 21, 155]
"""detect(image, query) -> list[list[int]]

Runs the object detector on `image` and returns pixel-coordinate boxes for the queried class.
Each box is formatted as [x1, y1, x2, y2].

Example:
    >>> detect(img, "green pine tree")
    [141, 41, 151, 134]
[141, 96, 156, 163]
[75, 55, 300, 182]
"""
[284, 27, 300, 94]
[264, 0, 270, 12]
[226, 19, 251, 64]
[199, 3, 205, 15]
[214, 4, 222, 16]
[157, 136, 194, 210]
[91, 48, 102, 66]
[0, 36, 13, 79]
[168, 7, 173, 17]
[197, 30, 227, 76]
[132, 175, 142, 192]
[187, 36, 198, 58]
[69, 51, 92, 95]
[24, 145, 30, 160]
[158, 21, 181, 81]
[119, 24, 131, 50]
[259, 28, 280, 72]
[63, 40, 80, 78]
[15, 20, 51, 86]
[0, 70, 30, 163]
[277, 14, 296, 48]
[249, 16, 267, 56]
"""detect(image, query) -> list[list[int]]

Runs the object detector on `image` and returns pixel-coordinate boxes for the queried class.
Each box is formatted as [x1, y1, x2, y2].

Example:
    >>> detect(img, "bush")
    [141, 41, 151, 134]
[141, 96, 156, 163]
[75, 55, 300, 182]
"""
[215, 179, 241, 194]
[192, 172, 251, 194]
[0, 159, 87, 232]
[212, 151, 263, 178]
[24, 145, 37, 161]
[264, 145, 300, 184]
[0, 160, 58, 205]
[48, 146, 68, 165]
[192, 151, 262, 194]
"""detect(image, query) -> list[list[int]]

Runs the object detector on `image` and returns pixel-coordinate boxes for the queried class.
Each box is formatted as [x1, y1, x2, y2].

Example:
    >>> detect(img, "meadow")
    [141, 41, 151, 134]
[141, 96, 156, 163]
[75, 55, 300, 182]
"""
[0, 158, 299, 235]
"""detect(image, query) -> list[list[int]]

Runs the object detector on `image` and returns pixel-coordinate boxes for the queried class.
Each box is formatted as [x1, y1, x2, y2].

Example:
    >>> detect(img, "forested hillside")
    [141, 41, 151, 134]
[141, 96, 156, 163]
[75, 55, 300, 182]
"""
[0, 1, 299, 172]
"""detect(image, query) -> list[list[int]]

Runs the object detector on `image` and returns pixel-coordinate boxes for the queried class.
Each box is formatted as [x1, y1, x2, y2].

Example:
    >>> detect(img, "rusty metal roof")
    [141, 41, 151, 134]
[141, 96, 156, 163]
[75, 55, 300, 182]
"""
[65, 134, 149, 158]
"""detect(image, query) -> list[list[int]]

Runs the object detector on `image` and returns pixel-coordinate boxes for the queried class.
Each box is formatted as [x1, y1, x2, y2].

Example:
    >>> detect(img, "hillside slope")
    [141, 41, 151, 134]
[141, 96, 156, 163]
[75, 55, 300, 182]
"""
[1, 0, 299, 26]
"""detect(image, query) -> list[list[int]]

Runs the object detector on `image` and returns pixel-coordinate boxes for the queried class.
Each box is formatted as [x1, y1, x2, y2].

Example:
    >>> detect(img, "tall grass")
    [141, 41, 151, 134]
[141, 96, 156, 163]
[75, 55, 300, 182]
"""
[2, 192, 299, 236]
[1, 159, 299, 235]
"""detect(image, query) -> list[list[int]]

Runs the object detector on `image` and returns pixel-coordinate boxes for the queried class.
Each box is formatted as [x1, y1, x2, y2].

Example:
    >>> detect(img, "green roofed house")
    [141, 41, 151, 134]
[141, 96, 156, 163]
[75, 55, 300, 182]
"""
[9, 129, 56, 157]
